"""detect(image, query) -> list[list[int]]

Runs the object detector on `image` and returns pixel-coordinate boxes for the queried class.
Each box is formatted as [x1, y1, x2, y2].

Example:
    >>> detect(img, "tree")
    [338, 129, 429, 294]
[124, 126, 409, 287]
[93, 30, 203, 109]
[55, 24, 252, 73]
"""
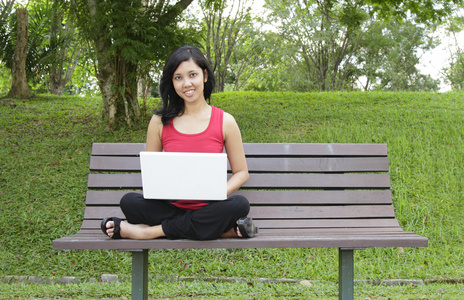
[7, 7, 31, 99]
[357, 20, 440, 91]
[365, 0, 463, 24]
[0, 1, 14, 55]
[72, 0, 199, 128]
[265, 0, 370, 91]
[376, 21, 440, 91]
[48, 0, 81, 95]
[262, 0, 452, 92]
[0, 0, 14, 96]
[446, 51, 464, 90]
[2, 1, 75, 96]
[228, 28, 273, 91]
[443, 15, 464, 90]
[236, 31, 307, 92]
[200, 0, 254, 92]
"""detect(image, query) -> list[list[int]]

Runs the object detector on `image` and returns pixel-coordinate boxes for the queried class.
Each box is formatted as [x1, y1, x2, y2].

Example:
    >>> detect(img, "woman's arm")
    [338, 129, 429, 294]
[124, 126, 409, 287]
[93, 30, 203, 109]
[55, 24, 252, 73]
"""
[145, 115, 163, 152]
[223, 112, 249, 195]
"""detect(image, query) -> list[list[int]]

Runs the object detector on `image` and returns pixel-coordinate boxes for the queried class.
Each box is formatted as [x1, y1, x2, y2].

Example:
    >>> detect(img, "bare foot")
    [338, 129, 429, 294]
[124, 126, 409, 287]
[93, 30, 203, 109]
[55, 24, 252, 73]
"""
[221, 226, 242, 238]
[106, 221, 166, 240]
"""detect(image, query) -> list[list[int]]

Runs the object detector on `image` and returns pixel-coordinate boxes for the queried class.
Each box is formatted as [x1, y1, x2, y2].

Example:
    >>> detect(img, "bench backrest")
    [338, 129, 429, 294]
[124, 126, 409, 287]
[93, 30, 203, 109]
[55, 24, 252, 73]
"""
[82, 143, 399, 235]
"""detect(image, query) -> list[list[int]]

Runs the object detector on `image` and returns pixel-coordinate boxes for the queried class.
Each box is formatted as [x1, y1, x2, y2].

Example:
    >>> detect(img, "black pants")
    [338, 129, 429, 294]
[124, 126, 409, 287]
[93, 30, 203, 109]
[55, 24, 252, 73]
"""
[120, 192, 250, 240]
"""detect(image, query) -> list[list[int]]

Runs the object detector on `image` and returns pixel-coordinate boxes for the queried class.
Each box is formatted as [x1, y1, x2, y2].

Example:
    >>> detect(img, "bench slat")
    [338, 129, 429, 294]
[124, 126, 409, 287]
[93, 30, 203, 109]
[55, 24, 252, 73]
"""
[249, 205, 395, 219]
[242, 143, 388, 157]
[89, 156, 389, 172]
[255, 218, 400, 228]
[53, 231, 428, 250]
[80, 218, 400, 231]
[91, 143, 145, 156]
[82, 205, 395, 220]
[87, 173, 391, 189]
[85, 190, 393, 206]
[91, 143, 388, 157]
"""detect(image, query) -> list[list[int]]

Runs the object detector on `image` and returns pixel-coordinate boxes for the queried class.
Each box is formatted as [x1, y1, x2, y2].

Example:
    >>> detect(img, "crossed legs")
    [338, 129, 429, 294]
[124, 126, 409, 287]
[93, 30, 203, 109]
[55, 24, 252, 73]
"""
[103, 192, 250, 240]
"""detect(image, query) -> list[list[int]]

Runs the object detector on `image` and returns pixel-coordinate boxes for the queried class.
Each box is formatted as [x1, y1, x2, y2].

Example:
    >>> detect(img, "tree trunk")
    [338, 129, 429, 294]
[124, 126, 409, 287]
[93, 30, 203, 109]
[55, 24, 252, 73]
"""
[7, 8, 31, 99]
[114, 55, 140, 127]
[87, 0, 193, 128]
[87, 0, 118, 128]
[49, 1, 81, 95]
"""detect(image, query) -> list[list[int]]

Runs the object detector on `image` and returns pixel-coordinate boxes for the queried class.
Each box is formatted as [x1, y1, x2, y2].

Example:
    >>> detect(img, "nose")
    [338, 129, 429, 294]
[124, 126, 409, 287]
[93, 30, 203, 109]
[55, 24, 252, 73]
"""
[183, 77, 193, 87]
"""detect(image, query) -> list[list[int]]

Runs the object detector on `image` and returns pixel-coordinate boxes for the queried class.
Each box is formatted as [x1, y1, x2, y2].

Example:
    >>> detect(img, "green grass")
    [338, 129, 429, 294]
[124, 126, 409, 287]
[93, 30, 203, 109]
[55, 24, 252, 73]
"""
[1, 91, 464, 298]
[1, 280, 464, 299]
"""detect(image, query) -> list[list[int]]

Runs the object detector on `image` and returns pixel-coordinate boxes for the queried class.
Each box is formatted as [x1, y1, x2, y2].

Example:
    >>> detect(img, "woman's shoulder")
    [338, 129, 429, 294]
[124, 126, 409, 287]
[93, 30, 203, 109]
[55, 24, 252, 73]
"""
[147, 114, 164, 132]
[220, 109, 236, 124]
[149, 114, 164, 124]
[221, 110, 240, 135]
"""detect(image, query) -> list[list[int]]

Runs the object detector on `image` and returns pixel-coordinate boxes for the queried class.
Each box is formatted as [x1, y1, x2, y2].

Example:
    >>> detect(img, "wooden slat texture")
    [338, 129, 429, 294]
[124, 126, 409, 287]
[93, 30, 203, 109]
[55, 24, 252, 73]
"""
[80, 218, 401, 231]
[92, 143, 145, 156]
[82, 205, 395, 221]
[87, 173, 391, 189]
[53, 142, 429, 252]
[245, 157, 389, 172]
[85, 190, 393, 206]
[89, 156, 140, 171]
[89, 156, 389, 172]
[255, 218, 400, 229]
[91, 143, 388, 157]
[242, 143, 388, 157]
[249, 205, 395, 219]
[53, 232, 428, 250]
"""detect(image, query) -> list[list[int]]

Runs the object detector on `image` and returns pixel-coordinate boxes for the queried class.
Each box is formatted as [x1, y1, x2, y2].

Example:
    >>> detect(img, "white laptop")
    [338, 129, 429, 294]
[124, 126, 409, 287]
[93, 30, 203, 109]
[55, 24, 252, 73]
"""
[139, 151, 228, 201]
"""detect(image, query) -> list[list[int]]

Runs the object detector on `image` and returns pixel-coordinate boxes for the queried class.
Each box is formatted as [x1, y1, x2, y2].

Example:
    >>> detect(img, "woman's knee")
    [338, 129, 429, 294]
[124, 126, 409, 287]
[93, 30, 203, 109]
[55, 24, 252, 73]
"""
[120, 192, 143, 212]
[228, 194, 250, 216]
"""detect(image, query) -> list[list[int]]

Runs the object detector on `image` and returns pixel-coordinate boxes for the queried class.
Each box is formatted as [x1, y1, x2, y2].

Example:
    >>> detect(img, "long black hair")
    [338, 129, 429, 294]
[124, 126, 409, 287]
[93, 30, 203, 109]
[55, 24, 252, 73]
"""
[156, 45, 215, 125]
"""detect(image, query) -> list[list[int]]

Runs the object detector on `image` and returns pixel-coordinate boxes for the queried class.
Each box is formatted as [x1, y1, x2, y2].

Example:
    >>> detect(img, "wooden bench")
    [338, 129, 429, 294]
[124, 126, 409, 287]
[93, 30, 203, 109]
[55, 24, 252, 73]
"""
[53, 142, 428, 300]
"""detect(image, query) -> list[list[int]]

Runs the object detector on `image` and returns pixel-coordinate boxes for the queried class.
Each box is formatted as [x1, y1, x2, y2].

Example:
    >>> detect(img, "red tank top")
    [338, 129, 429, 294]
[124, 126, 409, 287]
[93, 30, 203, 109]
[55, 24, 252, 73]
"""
[161, 106, 225, 210]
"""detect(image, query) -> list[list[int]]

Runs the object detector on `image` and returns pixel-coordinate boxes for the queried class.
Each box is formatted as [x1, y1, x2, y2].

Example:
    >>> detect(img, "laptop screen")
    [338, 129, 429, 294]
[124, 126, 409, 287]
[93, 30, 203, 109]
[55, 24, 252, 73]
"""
[139, 151, 227, 200]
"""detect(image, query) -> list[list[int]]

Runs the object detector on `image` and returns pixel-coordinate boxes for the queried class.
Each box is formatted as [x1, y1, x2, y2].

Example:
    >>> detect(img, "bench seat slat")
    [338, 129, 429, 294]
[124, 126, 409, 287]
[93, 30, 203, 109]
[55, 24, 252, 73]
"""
[82, 205, 395, 220]
[85, 190, 393, 206]
[249, 205, 395, 219]
[80, 218, 401, 231]
[77, 227, 407, 235]
[255, 218, 400, 228]
[89, 156, 389, 173]
[87, 173, 391, 189]
[53, 231, 428, 250]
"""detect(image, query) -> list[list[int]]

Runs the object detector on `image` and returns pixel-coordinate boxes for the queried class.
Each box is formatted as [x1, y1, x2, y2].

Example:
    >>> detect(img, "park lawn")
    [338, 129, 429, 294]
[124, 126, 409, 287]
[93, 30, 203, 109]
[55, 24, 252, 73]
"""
[1, 91, 463, 298]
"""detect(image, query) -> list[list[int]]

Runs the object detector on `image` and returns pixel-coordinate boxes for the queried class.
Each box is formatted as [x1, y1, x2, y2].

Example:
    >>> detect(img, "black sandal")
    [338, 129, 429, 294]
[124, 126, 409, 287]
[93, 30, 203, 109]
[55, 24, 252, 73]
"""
[101, 217, 122, 239]
[236, 217, 258, 238]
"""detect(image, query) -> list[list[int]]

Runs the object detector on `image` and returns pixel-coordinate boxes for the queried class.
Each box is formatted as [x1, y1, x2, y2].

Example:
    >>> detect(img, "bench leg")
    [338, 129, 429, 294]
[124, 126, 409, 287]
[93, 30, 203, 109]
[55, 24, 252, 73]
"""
[132, 250, 149, 300]
[338, 248, 354, 300]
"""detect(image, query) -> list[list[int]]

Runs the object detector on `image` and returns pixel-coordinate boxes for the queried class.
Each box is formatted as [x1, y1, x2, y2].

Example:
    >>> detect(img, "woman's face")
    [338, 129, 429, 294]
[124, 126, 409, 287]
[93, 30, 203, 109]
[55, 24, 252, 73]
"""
[172, 59, 207, 104]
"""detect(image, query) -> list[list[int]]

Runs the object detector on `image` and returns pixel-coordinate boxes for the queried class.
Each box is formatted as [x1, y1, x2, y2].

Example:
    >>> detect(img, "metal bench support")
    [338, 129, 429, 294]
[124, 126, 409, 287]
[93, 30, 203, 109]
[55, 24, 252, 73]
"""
[339, 248, 354, 300]
[132, 250, 149, 300]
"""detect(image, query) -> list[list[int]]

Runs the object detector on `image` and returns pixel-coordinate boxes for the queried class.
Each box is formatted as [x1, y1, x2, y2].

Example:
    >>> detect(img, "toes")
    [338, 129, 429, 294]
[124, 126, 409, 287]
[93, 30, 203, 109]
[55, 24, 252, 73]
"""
[235, 223, 242, 238]
[106, 221, 114, 229]
[106, 221, 114, 237]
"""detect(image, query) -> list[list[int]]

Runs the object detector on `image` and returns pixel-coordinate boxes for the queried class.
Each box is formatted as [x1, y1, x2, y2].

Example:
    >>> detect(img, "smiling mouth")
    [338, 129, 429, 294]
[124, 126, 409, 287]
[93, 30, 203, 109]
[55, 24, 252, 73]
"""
[184, 90, 194, 96]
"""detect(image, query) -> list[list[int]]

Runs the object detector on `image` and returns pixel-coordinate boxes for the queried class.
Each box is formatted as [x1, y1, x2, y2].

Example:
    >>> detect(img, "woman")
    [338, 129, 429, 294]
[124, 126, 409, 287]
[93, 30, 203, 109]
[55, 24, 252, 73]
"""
[101, 45, 257, 240]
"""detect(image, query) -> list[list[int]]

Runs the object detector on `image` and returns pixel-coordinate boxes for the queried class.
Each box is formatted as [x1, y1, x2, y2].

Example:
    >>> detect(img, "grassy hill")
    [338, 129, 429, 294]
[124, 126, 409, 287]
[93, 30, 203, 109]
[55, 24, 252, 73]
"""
[1, 91, 463, 298]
